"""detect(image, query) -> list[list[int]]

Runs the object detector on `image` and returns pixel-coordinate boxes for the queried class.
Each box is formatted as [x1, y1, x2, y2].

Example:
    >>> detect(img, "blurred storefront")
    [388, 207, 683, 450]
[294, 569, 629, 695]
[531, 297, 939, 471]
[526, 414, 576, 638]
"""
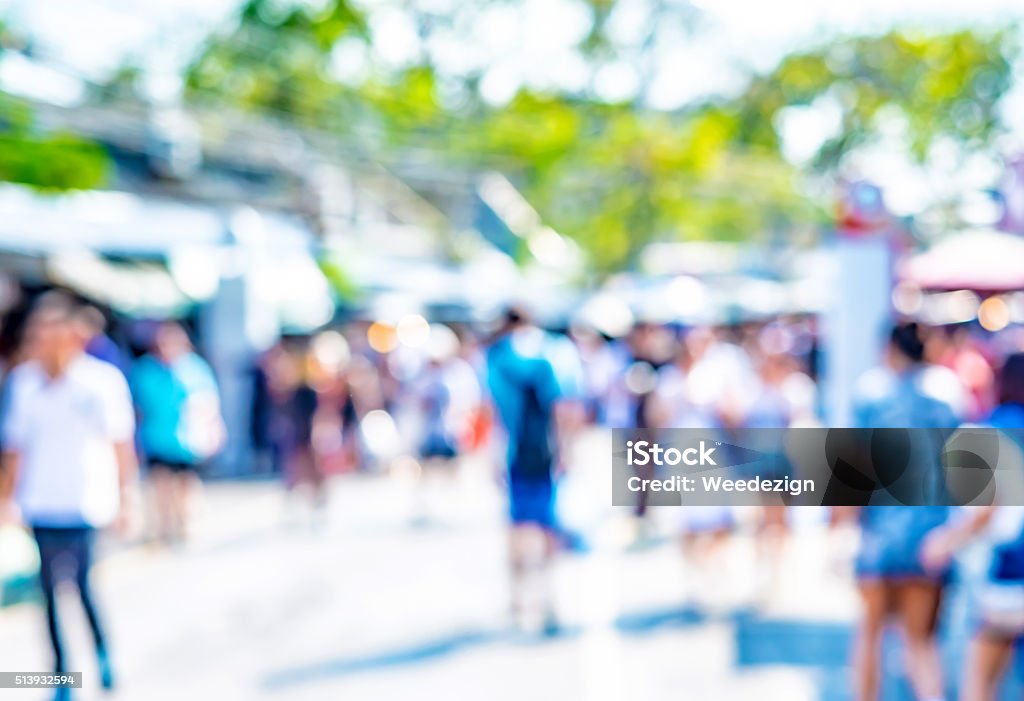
[0, 183, 333, 474]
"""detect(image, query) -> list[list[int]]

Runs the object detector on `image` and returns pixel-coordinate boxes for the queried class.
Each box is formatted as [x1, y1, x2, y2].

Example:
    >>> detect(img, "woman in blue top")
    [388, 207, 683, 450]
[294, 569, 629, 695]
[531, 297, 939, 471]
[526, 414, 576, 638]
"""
[923, 352, 1024, 701]
[132, 322, 223, 544]
[849, 322, 962, 701]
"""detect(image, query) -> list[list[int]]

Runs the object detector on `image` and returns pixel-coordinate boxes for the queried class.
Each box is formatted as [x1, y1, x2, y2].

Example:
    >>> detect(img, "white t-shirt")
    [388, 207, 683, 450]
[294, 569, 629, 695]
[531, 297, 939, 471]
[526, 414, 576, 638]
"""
[3, 354, 134, 527]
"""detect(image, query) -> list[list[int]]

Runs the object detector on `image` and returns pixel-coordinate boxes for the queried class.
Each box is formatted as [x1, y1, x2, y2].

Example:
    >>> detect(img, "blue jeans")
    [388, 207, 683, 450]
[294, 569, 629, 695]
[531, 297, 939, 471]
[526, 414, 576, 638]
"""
[32, 526, 108, 674]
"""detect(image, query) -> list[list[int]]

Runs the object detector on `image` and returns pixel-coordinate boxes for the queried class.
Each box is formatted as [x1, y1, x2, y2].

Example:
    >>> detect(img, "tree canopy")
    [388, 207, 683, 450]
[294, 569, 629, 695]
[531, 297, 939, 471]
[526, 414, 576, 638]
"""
[11, 1, 1012, 269]
[0, 23, 109, 191]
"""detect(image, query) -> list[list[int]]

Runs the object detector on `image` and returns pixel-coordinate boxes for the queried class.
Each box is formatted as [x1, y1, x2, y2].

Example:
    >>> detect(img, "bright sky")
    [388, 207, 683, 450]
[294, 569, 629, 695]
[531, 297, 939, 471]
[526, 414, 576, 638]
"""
[3, 0, 1024, 108]
[4, 0, 1023, 216]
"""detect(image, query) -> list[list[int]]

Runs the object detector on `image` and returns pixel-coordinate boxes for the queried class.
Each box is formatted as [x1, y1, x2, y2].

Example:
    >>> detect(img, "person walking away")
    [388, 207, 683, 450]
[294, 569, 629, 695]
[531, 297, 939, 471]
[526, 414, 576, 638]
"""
[846, 321, 964, 701]
[269, 338, 326, 526]
[132, 322, 223, 545]
[0, 293, 139, 699]
[487, 308, 578, 634]
[411, 324, 481, 524]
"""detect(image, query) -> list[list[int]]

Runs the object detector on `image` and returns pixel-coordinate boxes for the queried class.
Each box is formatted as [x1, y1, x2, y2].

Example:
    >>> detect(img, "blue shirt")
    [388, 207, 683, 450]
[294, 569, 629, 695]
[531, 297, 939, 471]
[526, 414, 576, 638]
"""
[86, 334, 130, 378]
[852, 366, 960, 569]
[487, 328, 576, 469]
[853, 367, 960, 429]
[985, 404, 1024, 582]
[989, 402, 1024, 429]
[131, 352, 218, 463]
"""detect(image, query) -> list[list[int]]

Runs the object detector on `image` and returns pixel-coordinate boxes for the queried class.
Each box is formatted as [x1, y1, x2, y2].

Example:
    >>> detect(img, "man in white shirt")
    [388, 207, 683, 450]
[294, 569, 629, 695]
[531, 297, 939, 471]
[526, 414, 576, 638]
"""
[0, 292, 138, 698]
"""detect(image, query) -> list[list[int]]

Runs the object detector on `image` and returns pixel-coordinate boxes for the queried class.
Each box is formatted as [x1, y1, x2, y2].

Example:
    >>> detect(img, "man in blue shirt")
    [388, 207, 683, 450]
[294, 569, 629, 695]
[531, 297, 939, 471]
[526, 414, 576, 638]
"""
[487, 307, 580, 633]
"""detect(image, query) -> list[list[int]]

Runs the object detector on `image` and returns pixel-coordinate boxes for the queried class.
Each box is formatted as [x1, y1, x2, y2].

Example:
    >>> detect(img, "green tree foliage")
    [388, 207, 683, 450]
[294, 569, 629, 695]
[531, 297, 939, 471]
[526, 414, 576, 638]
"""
[186, 0, 367, 124]
[739, 29, 1016, 169]
[0, 24, 110, 190]
[464, 98, 819, 270]
[182, 1, 1018, 272]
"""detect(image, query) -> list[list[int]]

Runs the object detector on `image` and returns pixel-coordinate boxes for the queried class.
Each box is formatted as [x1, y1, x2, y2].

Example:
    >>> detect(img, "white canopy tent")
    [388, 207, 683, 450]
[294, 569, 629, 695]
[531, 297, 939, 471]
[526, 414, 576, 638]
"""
[900, 228, 1024, 292]
[0, 184, 332, 327]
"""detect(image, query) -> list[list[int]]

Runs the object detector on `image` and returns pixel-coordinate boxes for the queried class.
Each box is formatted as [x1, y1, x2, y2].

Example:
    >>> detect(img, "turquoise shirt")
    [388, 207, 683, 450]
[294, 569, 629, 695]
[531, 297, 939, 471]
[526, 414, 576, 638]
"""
[131, 352, 218, 463]
[486, 328, 580, 469]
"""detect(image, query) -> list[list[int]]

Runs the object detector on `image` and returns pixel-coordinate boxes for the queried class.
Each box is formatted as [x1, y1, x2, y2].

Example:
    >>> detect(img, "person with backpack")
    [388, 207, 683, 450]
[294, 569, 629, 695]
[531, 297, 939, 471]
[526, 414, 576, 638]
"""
[487, 307, 579, 634]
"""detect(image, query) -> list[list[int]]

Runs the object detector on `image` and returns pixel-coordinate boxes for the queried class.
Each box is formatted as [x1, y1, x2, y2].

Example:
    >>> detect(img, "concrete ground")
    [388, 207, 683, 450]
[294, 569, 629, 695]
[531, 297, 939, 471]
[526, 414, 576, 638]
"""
[0, 462, 1020, 701]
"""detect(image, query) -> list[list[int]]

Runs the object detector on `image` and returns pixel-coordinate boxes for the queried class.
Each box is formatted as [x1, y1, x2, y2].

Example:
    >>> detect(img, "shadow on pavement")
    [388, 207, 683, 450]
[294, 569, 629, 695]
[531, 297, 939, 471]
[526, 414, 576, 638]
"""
[262, 628, 521, 690]
[261, 604, 711, 690]
[735, 615, 1023, 701]
[260, 597, 1022, 698]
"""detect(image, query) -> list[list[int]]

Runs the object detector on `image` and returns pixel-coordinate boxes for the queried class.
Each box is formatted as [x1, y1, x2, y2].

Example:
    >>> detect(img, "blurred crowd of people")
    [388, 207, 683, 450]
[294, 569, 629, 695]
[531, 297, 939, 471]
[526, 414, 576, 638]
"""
[244, 304, 1024, 700]
[2, 286, 1024, 700]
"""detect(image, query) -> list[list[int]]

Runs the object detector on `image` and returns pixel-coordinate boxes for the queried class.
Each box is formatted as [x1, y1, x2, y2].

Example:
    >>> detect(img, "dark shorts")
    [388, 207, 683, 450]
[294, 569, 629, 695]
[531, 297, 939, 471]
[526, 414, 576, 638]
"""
[148, 457, 200, 474]
[509, 479, 556, 529]
[420, 433, 458, 461]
